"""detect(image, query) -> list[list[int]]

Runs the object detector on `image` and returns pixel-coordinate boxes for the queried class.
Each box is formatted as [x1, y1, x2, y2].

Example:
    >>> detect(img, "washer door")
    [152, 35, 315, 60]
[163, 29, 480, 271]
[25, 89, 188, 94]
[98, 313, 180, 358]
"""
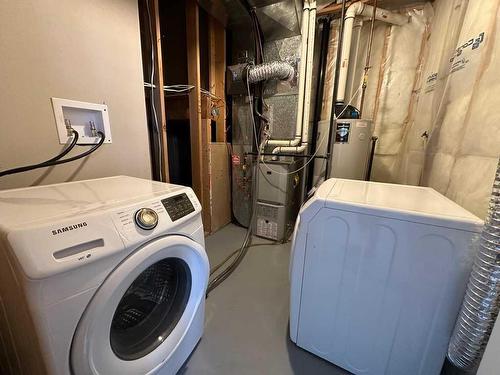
[71, 235, 208, 375]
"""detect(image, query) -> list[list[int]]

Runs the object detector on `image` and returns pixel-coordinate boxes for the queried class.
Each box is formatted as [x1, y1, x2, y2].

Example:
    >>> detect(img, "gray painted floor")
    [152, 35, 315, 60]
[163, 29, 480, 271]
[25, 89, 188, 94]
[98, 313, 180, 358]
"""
[179, 224, 349, 375]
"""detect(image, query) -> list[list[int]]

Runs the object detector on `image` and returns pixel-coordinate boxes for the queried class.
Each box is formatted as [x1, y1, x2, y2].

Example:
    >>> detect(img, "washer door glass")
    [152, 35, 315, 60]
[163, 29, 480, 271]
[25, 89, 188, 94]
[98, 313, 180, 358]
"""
[110, 257, 191, 360]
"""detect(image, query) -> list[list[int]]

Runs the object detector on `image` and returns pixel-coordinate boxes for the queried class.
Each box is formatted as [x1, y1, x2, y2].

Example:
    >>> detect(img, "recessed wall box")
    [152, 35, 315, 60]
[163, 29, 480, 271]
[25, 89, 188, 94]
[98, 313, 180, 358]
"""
[51, 98, 112, 145]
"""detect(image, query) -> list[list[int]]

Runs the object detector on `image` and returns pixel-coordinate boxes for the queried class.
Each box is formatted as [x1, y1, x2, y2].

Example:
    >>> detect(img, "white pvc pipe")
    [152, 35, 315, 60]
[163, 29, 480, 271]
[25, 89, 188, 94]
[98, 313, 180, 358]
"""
[268, 0, 317, 154]
[336, 2, 408, 103]
[300, 0, 317, 146]
[267, 0, 310, 147]
[272, 144, 307, 155]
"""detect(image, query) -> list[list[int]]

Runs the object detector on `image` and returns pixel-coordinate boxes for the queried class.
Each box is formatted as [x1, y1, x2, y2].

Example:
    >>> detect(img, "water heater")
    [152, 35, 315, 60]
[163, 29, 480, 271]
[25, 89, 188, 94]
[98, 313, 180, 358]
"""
[329, 119, 373, 180]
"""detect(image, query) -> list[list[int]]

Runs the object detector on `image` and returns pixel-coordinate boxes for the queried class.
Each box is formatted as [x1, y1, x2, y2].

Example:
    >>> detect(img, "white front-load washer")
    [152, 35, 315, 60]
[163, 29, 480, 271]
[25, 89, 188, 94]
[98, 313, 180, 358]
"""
[0, 176, 209, 375]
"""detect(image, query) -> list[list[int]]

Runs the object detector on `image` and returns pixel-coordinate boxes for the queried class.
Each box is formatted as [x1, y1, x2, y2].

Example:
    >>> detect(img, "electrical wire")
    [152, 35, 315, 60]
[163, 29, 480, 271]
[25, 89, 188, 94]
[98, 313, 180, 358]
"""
[206, 0, 266, 296]
[0, 131, 105, 178]
[259, 83, 363, 176]
[246, 68, 260, 150]
[146, 0, 163, 181]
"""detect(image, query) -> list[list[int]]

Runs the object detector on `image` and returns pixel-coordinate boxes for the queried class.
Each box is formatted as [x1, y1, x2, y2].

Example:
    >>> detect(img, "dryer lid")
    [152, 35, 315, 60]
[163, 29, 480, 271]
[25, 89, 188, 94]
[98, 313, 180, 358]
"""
[322, 179, 483, 232]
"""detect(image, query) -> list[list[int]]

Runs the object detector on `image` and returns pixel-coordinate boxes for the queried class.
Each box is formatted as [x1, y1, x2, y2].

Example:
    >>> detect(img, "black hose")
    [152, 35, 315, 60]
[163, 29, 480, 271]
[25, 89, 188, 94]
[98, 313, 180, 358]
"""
[0, 131, 105, 178]
[0, 129, 79, 177]
[206, 135, 264, 295]
[306, 17, 331, 193]
[325, 0, 347, 180]
[210, 242, 280, 276]
[46, 129, 80, 163]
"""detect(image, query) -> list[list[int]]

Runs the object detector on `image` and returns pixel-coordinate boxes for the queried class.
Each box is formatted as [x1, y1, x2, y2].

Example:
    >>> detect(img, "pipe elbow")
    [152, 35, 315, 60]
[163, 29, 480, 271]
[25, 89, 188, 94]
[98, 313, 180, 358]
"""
[346, 2, 363, 18]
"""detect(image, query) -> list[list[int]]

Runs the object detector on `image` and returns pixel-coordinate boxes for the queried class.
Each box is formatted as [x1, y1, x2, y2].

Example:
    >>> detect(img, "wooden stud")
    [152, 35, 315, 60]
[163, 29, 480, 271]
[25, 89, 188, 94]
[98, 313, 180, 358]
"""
[208, 16, 227, 143]
[207, 15, 231, 232]
[186, 0, 210, 231]
[152, 0, 169, 182]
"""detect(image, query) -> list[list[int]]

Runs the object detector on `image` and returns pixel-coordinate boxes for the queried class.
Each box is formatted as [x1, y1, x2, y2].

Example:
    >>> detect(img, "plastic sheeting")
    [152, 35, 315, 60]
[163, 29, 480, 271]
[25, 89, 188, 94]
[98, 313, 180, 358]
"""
[418, 0, 500, 219]
[316, 0, 500, 218]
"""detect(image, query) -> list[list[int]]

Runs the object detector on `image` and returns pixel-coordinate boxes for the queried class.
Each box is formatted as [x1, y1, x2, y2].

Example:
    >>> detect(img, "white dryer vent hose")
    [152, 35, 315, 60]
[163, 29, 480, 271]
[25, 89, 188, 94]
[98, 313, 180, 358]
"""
[448, 158, 500, 370]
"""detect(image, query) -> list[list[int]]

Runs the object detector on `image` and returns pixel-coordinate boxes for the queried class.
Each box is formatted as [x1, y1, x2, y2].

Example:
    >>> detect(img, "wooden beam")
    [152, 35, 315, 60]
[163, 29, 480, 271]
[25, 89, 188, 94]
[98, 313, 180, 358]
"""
[186, 0, 210, 231]
[208, 143, 231, 232]
[208, 16, 227, 142]
[152, 0, 169, 182]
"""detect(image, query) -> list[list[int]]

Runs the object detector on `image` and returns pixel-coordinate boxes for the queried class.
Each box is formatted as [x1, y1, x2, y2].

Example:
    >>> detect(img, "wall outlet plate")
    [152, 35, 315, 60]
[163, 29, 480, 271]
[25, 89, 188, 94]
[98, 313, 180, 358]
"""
[51, 98, 112, 145]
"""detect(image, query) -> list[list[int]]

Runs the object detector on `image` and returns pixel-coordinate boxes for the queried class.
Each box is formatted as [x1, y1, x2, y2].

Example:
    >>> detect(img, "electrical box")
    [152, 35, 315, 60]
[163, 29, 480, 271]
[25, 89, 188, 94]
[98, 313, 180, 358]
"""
[51, 98, 112, 145]
[254, 159, 302, 242]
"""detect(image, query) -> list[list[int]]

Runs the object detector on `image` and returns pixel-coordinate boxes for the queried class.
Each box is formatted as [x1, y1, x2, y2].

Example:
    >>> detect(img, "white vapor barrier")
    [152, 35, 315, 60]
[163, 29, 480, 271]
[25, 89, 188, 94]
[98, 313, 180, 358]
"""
[395, 0, 468, 186]
[419, 0, 500, 218]
[314, 0, 500, 218]
[364, 8, 428, 182]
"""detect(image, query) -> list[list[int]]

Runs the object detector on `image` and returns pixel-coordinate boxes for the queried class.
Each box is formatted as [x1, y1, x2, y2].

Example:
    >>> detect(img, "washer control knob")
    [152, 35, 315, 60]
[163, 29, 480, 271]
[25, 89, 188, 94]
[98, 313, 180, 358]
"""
[135, 208, 158, 230]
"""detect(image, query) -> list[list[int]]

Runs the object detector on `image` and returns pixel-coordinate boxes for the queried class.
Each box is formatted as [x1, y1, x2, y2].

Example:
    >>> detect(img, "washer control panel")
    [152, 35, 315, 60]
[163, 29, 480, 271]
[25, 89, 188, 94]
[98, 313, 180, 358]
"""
[161, 193, 195, 221]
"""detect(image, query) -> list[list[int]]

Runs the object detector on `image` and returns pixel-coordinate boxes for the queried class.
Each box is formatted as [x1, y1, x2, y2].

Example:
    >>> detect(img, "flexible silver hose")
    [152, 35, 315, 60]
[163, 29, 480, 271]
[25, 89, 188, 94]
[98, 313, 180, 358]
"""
[448, 158, 500, 370]
[247, 61, 295, 84]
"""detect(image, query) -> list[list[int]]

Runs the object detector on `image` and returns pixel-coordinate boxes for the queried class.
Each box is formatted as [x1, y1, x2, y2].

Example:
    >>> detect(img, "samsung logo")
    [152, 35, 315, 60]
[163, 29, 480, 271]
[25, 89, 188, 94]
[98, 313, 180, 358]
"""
[52, 222, 87, 235]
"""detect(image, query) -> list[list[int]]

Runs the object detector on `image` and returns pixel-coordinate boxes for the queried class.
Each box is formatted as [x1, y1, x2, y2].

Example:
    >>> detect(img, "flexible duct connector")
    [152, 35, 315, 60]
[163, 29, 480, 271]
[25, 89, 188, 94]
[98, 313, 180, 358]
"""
[448, 158, 500, 370]
[247, 61, 295, 84]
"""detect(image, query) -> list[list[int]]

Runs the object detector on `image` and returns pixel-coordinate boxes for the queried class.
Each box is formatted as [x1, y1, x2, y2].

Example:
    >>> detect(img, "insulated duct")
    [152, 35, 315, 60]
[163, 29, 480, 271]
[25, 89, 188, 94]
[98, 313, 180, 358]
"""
[448, 158, 500, 370]
[247, 61, 295, 84]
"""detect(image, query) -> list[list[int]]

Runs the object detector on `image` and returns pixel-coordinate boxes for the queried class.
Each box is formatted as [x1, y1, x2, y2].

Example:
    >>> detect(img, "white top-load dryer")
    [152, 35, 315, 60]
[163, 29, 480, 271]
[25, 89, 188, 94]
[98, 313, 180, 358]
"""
[0, 176, 209, 375]
[290, 178, 483, 375]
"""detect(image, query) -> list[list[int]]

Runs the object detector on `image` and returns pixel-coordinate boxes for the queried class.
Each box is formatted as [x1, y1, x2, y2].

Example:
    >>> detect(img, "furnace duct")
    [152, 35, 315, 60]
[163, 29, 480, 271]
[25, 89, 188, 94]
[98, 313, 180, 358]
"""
[247, 61, 294, 84]
[448, 158, 500, 370]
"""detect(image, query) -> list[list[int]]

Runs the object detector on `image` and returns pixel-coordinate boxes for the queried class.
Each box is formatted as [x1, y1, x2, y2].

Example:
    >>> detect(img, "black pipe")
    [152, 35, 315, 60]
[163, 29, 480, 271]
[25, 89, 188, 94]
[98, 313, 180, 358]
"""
[365, 136, 378, 181]
[325, 0, 347, 180]
[306, 16, 331, 193]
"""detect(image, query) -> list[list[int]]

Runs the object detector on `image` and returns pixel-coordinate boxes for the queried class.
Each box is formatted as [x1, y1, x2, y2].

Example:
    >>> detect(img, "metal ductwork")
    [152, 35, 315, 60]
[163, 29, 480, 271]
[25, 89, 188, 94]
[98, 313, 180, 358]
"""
[448, 158, 500, 370]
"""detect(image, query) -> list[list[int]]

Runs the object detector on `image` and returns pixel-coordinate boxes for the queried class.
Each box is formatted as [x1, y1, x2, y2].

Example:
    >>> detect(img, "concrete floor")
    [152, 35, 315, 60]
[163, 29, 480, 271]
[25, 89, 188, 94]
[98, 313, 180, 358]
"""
[179, 224, 349, 375]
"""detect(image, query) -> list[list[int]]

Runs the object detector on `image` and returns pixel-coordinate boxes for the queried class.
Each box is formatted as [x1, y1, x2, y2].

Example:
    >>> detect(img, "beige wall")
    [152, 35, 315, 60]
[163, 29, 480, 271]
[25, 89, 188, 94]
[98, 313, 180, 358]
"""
[0, 0, 151, 189]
